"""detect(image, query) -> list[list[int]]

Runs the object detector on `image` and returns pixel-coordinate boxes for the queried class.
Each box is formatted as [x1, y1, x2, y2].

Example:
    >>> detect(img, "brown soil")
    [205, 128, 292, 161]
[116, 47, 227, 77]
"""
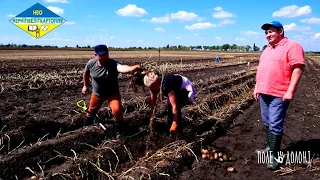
[179, 57, 320, 180]
[0, 53, 318, 180]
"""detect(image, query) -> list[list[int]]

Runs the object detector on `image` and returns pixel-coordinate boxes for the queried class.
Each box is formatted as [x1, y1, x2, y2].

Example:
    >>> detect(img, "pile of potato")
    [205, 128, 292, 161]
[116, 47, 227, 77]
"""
[201, 148, 237, 173]
[201, 148, 231, 162]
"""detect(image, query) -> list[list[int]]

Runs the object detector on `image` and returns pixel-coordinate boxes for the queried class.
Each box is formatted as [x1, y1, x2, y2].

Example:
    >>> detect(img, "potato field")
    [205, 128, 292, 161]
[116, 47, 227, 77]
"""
[0, 50, 319, 180]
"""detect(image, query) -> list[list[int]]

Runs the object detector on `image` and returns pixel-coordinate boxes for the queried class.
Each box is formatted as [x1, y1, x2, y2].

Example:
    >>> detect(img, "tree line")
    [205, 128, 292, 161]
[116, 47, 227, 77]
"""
[0, 43, 277, 52]
[2, 43, 318, 54]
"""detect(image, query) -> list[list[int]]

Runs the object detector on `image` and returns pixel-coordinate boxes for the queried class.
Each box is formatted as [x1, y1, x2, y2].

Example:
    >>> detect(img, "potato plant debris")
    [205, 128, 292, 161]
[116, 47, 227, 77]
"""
[0, 50, 319, 180]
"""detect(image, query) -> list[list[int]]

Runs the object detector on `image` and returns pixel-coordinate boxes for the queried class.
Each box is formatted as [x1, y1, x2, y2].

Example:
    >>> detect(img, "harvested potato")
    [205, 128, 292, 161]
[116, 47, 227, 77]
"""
[227, 167, 235, 172]
[202, 154, 207, 159]
[209, 154, 214, 160]
[201, 149, 208, 154]
[214, 152, 218, 159]
[218, 152, 223, 157]
[223, 154, 228, 161]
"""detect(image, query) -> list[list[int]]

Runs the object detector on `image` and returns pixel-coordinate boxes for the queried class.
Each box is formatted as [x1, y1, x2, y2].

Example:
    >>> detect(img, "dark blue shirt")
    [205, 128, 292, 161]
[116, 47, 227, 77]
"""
[161, 74, 183, 97]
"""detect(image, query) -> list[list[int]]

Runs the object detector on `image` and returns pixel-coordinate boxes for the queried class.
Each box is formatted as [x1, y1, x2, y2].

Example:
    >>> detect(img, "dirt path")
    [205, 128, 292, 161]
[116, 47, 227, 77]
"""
[179, 58, 320, 180]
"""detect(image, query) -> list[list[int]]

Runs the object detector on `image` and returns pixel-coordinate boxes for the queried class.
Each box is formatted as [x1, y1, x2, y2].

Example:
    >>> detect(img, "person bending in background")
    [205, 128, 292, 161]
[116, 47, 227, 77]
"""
[142, 71, 197, 134]
[82, 44, 140, 138]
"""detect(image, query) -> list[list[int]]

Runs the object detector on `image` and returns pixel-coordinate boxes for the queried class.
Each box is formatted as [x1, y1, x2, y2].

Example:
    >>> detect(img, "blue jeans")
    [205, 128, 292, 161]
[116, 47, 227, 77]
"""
[259, 94, 290, 136]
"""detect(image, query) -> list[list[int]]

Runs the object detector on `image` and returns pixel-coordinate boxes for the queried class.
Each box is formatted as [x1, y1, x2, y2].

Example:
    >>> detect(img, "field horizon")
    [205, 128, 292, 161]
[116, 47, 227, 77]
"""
[0, 50, 319, 180]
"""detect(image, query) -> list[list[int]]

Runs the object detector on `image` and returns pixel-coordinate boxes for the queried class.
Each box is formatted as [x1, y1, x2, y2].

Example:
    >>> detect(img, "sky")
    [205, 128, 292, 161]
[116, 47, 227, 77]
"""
[1, 0, 320, 51]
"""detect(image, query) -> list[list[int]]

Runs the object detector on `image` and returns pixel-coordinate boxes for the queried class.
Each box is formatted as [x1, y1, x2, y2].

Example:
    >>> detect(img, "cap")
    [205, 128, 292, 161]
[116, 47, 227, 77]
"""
[261, 21, 283, 30]
[94, 44, 109, 56]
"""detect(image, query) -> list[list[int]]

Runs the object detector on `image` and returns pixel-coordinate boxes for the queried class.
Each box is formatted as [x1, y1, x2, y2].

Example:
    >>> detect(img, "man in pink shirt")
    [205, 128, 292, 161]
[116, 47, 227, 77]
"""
[253, 21, 305, 170]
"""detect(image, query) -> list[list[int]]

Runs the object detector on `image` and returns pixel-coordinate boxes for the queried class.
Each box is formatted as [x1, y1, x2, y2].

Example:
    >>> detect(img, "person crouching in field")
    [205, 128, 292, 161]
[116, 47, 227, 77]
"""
[142, 71, 197, 134]
[82, 44, 140, 138]
[247, 62, 251, 69]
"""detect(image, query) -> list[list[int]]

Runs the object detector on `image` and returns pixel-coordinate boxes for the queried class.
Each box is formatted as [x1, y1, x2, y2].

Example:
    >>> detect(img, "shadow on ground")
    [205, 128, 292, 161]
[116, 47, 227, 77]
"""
[282, 139, 320, 158]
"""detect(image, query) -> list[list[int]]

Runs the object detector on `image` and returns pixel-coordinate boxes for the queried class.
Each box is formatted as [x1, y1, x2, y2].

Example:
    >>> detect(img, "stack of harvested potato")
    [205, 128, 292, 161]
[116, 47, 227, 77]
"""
[201, 148, 231, 162]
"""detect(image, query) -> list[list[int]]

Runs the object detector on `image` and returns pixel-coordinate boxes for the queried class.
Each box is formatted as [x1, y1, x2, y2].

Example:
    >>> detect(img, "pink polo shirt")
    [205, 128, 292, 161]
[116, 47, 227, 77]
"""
[255, 37, 305, 98]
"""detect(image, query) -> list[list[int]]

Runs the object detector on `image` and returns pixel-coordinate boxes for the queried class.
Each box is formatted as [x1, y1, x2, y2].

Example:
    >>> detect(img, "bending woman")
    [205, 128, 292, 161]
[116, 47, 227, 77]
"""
[143, 71, 197, 134]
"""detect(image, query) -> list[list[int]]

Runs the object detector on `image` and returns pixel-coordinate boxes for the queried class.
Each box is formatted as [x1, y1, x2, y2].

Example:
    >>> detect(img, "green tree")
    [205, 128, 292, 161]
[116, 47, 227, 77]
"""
[253, 43, 260, 51]
[262, 45, 268, 50]
[231, 44, 237, 50]
[245, 45, 251, 51]
[222, 44, 230, 51]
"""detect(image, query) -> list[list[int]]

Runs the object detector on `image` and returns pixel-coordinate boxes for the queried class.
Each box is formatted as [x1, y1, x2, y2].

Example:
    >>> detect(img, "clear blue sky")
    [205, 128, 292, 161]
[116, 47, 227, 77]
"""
[1, 0, 320, 51]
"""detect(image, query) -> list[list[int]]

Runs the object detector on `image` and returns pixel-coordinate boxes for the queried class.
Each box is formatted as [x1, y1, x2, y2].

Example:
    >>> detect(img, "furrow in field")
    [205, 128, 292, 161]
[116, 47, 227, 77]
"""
[0, 55, 258, 74]
[0, 55, 258, 69]
[114, 88, 255, 180]
[0, 61, 256, 94]
[0, 110, 151, 179]
[0, 64, 258, 180]
[0, 68, 257, 153]
[183, 78, 255, 120]
[191, 85, 254, 138]
[307, 57, 320, 71]
[0, 126, 108, 179]
[195, 71, 256, 99]
[41, 98, 255, 179]
[194, 68, 256, 88]
[42, 78, 256, 180]
[0, 62, 254, 127]
[0, 72, 257, 179]
[305, 58, 320, 90]
[0, 96, 151, 155]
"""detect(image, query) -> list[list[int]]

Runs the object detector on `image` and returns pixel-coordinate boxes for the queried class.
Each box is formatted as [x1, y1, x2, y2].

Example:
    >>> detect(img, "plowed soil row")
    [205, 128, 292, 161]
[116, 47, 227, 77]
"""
[117, 89, 256, 180]
[40, 79, 255, 180]
[0, 55, 258, 74]
[0, 53, 258, 180]
[1, 110, 151, 179]
[0, 69, 256, 157]
[0, 69, 255, 179]
[0, 61, 255, 136]
[45, 80, 254, 179]
[1, 51, 318, 180]
[106, 57, 320, 180]
[0, 61, 256, 93]
[184, 79, 254, 120]
[194, 71, 256, 100]
[178, 57, 320, 180]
